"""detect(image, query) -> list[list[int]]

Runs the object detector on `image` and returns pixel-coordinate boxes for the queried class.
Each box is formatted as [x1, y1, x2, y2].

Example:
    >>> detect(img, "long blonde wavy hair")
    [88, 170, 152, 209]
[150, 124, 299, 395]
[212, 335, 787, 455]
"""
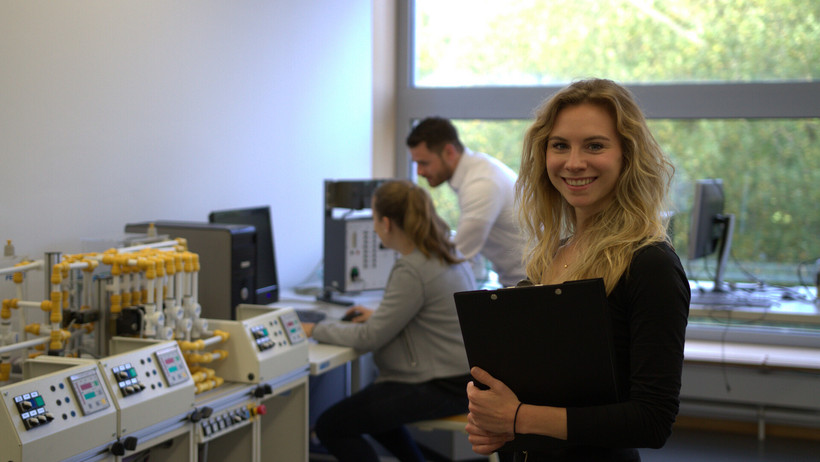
[516, 79, 675, 294]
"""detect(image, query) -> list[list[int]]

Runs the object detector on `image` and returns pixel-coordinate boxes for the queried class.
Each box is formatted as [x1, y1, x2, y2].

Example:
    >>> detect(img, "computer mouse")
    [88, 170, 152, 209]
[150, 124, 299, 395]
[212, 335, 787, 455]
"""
[341, 310, 362, 322]
[781, 292, 795, 300]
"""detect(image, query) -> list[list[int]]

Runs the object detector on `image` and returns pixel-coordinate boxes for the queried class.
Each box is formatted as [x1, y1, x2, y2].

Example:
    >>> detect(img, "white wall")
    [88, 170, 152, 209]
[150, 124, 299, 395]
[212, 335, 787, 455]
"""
[0, 1, 373, 290]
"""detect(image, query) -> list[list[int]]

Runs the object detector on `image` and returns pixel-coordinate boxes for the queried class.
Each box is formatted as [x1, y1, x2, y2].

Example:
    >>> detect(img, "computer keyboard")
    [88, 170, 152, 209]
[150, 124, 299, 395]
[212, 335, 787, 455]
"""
[690, 290, 774, 308]
[295, 309, 327, 324]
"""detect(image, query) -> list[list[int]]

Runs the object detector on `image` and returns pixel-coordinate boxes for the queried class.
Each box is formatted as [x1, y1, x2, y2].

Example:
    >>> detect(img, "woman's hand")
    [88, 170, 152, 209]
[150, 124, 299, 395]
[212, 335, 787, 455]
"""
[465, 414, 514, 455]
[465, 366, 520, 454]
[344, 305, 373, 322]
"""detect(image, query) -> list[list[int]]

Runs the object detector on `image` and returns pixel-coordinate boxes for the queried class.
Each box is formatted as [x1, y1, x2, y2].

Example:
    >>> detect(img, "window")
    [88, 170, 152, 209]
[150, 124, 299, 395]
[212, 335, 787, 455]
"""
[396, 0, 820, 332]
[414, 0, 820, 87]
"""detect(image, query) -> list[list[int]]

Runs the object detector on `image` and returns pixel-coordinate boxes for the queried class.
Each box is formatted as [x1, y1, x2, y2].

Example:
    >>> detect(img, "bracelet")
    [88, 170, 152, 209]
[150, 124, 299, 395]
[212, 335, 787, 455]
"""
[513, 402, 523, 434]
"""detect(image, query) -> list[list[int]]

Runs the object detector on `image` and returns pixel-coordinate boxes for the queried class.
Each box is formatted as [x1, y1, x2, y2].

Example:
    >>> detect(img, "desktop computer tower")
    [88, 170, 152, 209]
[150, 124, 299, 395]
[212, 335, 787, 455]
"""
[124, 221, 256, 320]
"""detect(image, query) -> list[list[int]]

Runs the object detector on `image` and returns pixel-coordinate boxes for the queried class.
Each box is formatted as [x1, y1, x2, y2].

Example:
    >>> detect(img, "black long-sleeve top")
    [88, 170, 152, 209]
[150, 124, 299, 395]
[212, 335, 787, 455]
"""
[562, 242, 690, 455]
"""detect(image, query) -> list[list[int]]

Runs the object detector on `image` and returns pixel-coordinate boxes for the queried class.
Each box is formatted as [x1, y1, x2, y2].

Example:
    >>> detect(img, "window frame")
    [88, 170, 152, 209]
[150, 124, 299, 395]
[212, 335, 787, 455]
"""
[393, 0, 820, 177]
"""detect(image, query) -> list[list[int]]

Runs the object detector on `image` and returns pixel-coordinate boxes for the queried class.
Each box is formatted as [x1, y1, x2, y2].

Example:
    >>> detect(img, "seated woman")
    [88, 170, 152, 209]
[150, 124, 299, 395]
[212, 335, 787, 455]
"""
[301, 179, 476, 462]
[464, 78, 690, 461]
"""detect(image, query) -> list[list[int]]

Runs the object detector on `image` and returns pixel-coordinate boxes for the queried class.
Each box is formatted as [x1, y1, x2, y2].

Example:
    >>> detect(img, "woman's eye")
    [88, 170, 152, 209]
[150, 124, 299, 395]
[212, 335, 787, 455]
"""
[550, 142, 568, 150]
[587, 143, 604, 151]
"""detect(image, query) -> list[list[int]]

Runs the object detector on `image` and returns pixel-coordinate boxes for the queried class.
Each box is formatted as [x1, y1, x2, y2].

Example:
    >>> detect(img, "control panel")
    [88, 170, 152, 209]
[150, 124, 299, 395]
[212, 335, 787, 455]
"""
[342, 218, 398, 292]
[197, 402, 253, 442]
[101, 339, 196, 437]
[13, 390, 53, 430]
[206, 305, 309, 383]
[0, 362, 117, 462]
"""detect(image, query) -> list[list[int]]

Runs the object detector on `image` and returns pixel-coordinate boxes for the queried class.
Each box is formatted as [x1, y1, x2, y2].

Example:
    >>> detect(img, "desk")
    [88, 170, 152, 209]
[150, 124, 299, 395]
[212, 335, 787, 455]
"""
[688, 282, 820, 327]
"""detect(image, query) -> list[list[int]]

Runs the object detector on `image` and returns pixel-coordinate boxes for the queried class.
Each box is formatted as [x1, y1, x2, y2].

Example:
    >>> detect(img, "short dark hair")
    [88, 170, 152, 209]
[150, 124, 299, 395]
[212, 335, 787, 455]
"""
[406, 117, 464, 153]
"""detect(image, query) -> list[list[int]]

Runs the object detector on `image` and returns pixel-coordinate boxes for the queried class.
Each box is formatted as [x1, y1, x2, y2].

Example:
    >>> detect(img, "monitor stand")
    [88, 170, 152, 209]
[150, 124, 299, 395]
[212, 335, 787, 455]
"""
[712, 213, 736, 293]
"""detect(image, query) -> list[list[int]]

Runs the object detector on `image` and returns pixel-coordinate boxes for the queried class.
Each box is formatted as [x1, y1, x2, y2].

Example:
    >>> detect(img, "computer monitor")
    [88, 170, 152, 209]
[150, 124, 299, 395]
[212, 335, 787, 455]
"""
[209, 206, 279, 303]
[687, 179, 735, 292]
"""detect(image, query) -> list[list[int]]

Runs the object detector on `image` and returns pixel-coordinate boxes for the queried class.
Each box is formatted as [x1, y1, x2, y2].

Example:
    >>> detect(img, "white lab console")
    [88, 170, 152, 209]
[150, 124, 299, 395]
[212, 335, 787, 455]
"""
[102, 338, 196, 449]
[191, 305, 310, 462]
[0, 357, 118, 462]
[204, 304, 309, 384]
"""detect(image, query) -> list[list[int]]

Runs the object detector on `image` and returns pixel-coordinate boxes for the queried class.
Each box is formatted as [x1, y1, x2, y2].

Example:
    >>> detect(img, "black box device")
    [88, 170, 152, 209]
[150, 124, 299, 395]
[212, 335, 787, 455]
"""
[124, 221, 256, 320]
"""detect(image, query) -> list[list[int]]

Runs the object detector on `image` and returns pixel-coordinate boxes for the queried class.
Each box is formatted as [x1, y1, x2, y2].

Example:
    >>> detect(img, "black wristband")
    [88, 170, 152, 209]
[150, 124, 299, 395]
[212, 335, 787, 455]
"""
[513, 402, 523, 434]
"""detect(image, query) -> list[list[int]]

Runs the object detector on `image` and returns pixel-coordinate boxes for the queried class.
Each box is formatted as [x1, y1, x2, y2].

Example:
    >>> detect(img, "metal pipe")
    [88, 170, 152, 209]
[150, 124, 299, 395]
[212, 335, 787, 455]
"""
[44, 252, 62, 299]
[0, 336, 49, 355]
[0, 260, 43, 276]
[117, 240, 179, 254]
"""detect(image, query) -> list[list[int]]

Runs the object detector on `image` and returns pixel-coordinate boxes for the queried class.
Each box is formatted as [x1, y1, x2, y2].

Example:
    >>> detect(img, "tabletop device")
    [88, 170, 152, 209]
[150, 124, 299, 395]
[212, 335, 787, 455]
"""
[125, 220, 257, 320]
[321, 179, 399, 305]
[0, 358, 118, 462]
[103, 339, 196, 439]
[454, 278, 618, 452]
[209, 206, 280, 304]
[204, 304, 309, 384]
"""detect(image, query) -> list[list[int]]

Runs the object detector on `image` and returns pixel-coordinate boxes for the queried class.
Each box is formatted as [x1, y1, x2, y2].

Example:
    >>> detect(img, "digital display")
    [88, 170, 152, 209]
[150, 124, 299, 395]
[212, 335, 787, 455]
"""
[155, 346, 189, 387]
[68, 368, 110, 416]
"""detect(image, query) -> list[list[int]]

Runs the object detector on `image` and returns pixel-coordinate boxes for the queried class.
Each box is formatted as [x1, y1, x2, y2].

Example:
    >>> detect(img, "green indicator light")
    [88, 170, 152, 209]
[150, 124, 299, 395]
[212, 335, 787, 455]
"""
[85, 392, 96, 400]
[34, 396, 45, 407]
[169, 366, 178, 373]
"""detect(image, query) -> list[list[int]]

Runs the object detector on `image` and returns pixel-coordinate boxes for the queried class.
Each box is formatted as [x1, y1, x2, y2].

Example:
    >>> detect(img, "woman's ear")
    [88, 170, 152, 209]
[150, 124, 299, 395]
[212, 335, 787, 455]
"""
[380, 215, 392, 233]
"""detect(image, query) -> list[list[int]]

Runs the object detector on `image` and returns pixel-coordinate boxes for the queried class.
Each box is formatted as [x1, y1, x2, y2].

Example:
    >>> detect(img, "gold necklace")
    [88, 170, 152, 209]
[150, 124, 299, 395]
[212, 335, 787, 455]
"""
[560, 238, 573, 269]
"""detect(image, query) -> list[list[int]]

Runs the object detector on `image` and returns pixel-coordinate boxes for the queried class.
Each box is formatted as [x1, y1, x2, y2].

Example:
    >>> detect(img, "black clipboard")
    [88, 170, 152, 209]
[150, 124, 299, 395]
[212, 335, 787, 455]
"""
[454, 278, 619, 452]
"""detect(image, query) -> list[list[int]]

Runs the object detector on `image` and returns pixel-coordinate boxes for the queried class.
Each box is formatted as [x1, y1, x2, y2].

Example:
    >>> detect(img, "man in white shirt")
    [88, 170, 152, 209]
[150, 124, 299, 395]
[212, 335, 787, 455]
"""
[406, 117, 527, 287]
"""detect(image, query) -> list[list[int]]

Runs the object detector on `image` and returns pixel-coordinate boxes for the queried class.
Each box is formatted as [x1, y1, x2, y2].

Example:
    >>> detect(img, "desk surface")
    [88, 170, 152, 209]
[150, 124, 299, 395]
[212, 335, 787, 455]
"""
[307, 343, 360, 375]
[688, 282, 820, 327]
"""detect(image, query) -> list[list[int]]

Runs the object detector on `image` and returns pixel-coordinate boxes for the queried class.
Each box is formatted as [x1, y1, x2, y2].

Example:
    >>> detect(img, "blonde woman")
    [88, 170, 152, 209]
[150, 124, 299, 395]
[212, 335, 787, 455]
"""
[465, 79, 690, 461]
[303, 179, 476, 462]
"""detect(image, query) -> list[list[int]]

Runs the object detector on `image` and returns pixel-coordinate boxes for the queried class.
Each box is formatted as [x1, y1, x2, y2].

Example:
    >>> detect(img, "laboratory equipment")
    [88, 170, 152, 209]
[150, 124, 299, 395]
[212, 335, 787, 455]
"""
[322, 179, 398, 302]
[0, 358, 117, 462]
[125, 221, 257, 320]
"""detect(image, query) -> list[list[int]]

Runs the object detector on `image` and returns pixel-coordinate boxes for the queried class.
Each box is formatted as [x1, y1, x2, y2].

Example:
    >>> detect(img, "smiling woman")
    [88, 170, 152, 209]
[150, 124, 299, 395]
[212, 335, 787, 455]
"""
[545, 103, 623, 222]
[465, 78, 690, 461]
